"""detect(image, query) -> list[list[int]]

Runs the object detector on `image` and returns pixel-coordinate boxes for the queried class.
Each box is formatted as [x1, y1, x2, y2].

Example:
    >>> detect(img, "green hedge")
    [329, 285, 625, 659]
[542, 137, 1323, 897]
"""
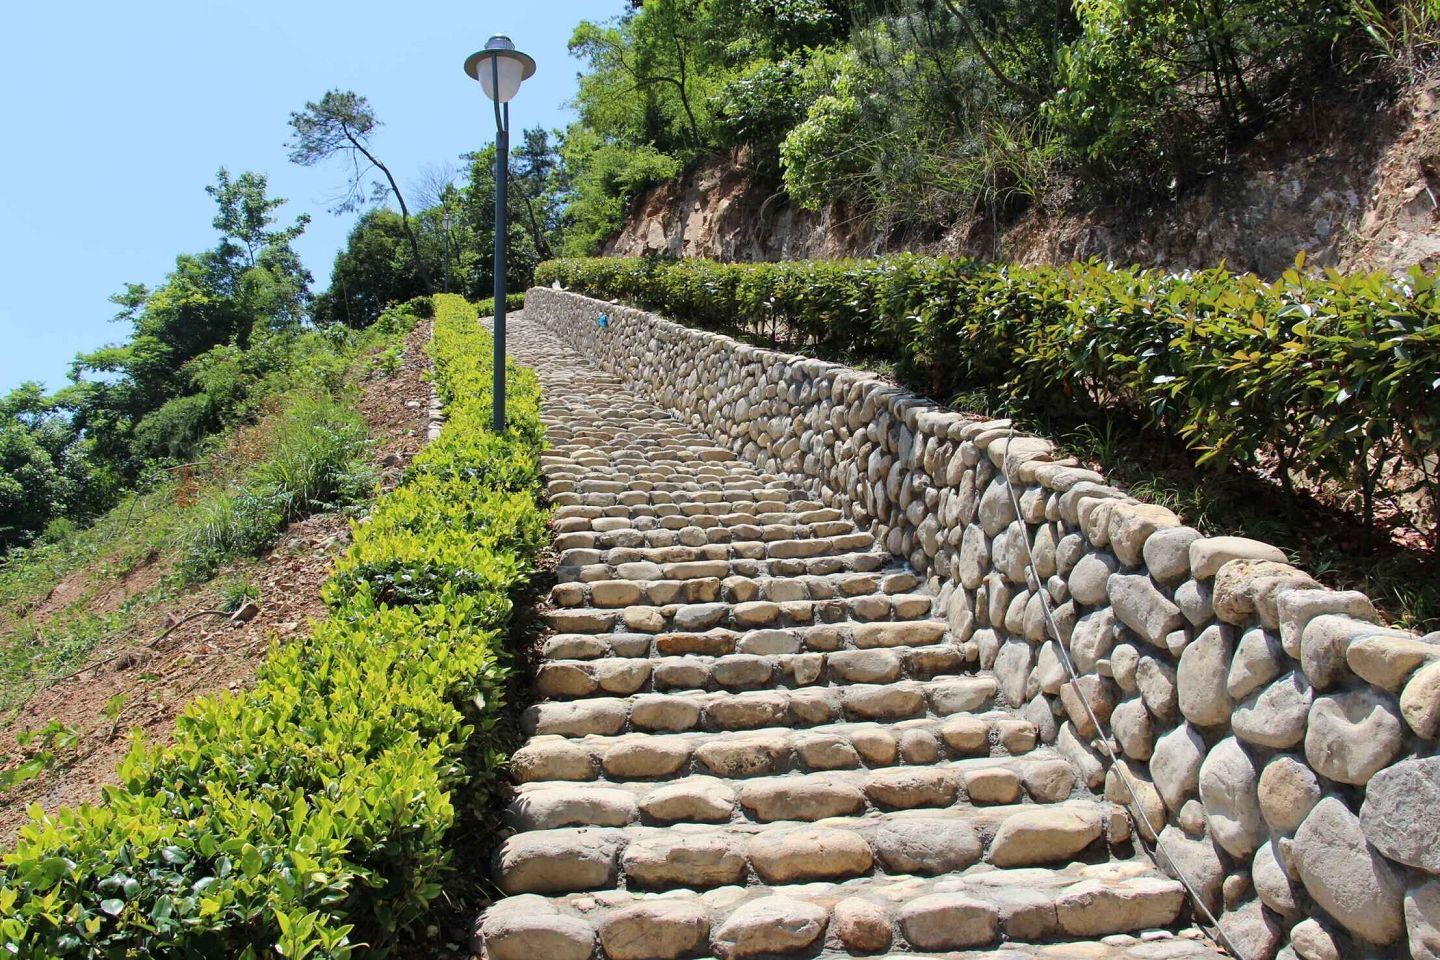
[474, 293, 525, 318]
[536, 255, 1440, 544]
[0, 295, 547, 958]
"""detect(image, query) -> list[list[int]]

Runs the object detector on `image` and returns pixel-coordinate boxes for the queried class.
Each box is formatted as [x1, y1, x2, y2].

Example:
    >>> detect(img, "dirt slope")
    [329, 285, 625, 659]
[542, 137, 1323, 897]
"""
[607, 81, 1440, 277]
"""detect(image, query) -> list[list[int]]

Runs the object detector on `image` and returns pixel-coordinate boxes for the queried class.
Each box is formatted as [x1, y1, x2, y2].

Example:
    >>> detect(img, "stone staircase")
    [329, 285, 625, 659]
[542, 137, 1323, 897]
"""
[476, 315, 1226, 960]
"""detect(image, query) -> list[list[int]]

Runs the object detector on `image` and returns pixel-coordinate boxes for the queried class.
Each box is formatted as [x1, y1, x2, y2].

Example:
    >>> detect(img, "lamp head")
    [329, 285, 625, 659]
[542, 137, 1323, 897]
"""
[465, 35, 536, 104]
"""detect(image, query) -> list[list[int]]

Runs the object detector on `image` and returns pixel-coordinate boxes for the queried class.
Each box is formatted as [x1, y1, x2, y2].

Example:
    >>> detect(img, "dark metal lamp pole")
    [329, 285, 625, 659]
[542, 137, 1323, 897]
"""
[464, 35, 536, 433]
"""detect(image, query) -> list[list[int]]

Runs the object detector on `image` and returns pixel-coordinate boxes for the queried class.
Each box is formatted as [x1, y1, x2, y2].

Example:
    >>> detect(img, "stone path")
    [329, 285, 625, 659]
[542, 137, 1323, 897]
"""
[475, 313, 1226, 960]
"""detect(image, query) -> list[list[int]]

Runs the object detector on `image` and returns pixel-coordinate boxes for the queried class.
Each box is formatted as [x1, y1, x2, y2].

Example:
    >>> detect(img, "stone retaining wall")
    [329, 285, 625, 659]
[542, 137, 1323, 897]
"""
[526, 286, 1440, 960]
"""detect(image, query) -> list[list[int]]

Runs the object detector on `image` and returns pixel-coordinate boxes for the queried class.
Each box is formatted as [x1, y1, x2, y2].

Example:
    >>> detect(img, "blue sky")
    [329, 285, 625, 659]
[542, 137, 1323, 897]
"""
[0, 0, 610, 394]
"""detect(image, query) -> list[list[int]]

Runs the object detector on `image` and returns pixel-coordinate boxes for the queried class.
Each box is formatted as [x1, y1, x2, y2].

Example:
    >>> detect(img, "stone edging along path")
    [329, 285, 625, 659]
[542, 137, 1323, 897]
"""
[522, 285, 1440, 960]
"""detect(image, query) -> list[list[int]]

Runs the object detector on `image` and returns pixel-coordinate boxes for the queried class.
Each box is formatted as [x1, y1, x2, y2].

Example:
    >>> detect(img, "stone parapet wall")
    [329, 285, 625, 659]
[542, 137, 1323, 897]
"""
[526, 286, 1440, 960]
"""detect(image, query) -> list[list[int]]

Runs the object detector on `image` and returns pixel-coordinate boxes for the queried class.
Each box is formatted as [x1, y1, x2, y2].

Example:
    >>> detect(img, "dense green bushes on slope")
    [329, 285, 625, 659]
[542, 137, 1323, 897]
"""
[537, 255, 1440, 547]
[0, 294, 547, 958]
[557, 0, 1428, 254]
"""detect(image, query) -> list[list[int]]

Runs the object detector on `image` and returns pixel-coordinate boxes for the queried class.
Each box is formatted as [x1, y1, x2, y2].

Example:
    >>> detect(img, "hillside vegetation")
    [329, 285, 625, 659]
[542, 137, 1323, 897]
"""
[556, 0, 1440, 254]
[0, 296, 547, 957]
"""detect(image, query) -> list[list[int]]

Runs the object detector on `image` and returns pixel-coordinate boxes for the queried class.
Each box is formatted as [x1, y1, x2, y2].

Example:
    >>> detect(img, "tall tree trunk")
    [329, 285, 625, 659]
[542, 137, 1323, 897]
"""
[345, 128, 435, 294]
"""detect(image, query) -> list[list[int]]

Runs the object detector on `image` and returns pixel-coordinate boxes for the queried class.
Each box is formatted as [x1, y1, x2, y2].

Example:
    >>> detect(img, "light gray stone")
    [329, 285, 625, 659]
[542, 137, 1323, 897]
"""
[1253, 839, 1302, 919]
[873, 818, 983, 875]
[1304, 687, 1403, 786]
[1156, 825, 1223, 913]
[898, 892, 999, 950]
[1135, 655, 1179, 723]
[480, 899, 596, 960]
[1219, 899, 1283, 960]
[747, 827, 873, 883]
[987, 806, 1102, 867]
[1289, 918, 1342, 960]
[1228, 626, 1286, 700]
[1292, 796, 1405, 945]
[1189, 536, 1288, 579]
[1403, 660, 1440, 737]
[1110, 574, 1182, 647]
[1111, 696, 1155, 760]
[978, 478, 1018, 536]
[1143, 526, 1201, 584]
[1232, 670, 1312, 749]
[599, 901, 710, 960]
[1347, 633, 1440, 692]
[1212, 559, 1316, 627]
[713, 897, 828, 959]
[1175, 578, 1214, 627]
[1301, 614, 1386, 690]
[623, 833, 746, 888]
[1068, 552, 1118, 606]
[1177, 624, 1235, 727]
[1109, 502, 1182, 568]
[1361, 757, 1440, 873]
[832, 897, 893, 953]
[1278, 588, 1377, 658]
[1151, 722, 1205, 812]
[1070, 607, 1116, 674]
[1198, 736, 1265, 858]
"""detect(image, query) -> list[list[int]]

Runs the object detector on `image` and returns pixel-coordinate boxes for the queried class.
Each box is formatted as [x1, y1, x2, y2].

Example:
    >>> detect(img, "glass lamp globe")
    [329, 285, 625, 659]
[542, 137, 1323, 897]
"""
[465, 35, 536, 104]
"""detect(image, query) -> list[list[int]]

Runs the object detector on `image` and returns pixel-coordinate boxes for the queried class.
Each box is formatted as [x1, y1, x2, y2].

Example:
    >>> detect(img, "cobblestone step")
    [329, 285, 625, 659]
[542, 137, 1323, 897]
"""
[532, 644, 974, 698]
[510, 713, 1045, 784]
[521, 675, 1000, 738]
[495, 798, 1125, 895]
[556, 550, 897, 582]
[506, 753, 1082, 830]
[479, 861, 1212, 960]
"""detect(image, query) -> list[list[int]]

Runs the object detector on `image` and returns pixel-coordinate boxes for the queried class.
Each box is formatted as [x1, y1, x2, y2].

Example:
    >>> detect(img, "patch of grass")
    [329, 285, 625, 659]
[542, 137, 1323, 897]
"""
[217, 576, 260, 614]
[179, 391, 374, 582]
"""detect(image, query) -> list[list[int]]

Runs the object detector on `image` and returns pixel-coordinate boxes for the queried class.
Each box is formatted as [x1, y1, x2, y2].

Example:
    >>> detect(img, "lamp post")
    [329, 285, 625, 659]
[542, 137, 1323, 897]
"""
[465, 35, 535, 432]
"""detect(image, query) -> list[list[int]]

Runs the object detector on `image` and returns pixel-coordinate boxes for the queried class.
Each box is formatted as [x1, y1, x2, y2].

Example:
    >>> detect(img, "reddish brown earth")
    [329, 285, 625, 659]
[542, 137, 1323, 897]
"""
[0, 320, 434, 846]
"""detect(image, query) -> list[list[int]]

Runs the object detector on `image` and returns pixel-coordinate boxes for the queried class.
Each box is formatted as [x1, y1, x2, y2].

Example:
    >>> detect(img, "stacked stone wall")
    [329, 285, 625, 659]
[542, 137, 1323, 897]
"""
[527, 285, 1440, 960]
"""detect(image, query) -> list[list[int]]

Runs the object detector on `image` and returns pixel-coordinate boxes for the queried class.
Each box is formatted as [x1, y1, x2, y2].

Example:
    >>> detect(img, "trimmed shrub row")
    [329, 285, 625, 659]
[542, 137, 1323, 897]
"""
[535, 255, 1440, 546]
[0, 294, 547, 958]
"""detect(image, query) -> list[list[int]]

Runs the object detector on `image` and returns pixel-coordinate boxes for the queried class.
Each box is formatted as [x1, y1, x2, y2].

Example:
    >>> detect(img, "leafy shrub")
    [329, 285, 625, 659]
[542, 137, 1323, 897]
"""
[474, 293, 526, 317]
[0, 294, 547, 958]
[538, 255, 1440, 545]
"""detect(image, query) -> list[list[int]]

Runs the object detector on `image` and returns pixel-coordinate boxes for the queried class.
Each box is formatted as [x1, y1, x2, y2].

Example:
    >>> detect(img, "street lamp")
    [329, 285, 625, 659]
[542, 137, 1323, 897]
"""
[465, 35, 536, 432]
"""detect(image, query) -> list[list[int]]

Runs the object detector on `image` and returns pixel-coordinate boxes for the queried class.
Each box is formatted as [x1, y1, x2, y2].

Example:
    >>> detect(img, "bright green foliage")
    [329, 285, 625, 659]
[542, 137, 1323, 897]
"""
[558, 0, 1420, 249]
[538, 255, 1440, 545]
[0, 294, 548, 958]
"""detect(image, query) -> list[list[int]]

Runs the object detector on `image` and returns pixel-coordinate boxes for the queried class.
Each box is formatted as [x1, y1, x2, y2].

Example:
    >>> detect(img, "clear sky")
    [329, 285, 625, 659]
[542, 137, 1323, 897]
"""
[0, 0, 611, 394]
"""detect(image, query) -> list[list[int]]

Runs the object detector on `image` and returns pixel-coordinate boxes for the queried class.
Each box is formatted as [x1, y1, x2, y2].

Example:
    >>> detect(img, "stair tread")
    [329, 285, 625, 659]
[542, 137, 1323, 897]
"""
[480, 859, 1208, 958]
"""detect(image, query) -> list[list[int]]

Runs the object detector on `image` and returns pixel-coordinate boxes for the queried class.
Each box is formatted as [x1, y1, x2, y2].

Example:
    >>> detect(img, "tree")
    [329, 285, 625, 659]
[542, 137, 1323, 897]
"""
[311, 209, 428, 328]
[207, 168, 310, 269]
[286, 91, 433, 293]
[0, 384, 113, 552]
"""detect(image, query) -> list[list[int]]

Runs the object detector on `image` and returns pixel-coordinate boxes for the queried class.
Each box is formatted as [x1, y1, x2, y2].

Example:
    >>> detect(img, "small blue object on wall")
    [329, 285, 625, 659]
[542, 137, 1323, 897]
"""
[597, 312, 610, 329]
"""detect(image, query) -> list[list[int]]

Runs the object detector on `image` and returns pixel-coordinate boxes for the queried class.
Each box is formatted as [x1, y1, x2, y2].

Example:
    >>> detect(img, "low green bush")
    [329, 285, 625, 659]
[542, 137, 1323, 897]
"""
[473, 293, 526, 317]
[0, 294, 547, 958]
[537, 255, 1440, 545]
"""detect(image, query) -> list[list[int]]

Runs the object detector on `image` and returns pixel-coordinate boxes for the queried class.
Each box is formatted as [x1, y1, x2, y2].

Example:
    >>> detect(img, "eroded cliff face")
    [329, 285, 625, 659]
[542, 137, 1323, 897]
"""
[605, 83, 1440, 276]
